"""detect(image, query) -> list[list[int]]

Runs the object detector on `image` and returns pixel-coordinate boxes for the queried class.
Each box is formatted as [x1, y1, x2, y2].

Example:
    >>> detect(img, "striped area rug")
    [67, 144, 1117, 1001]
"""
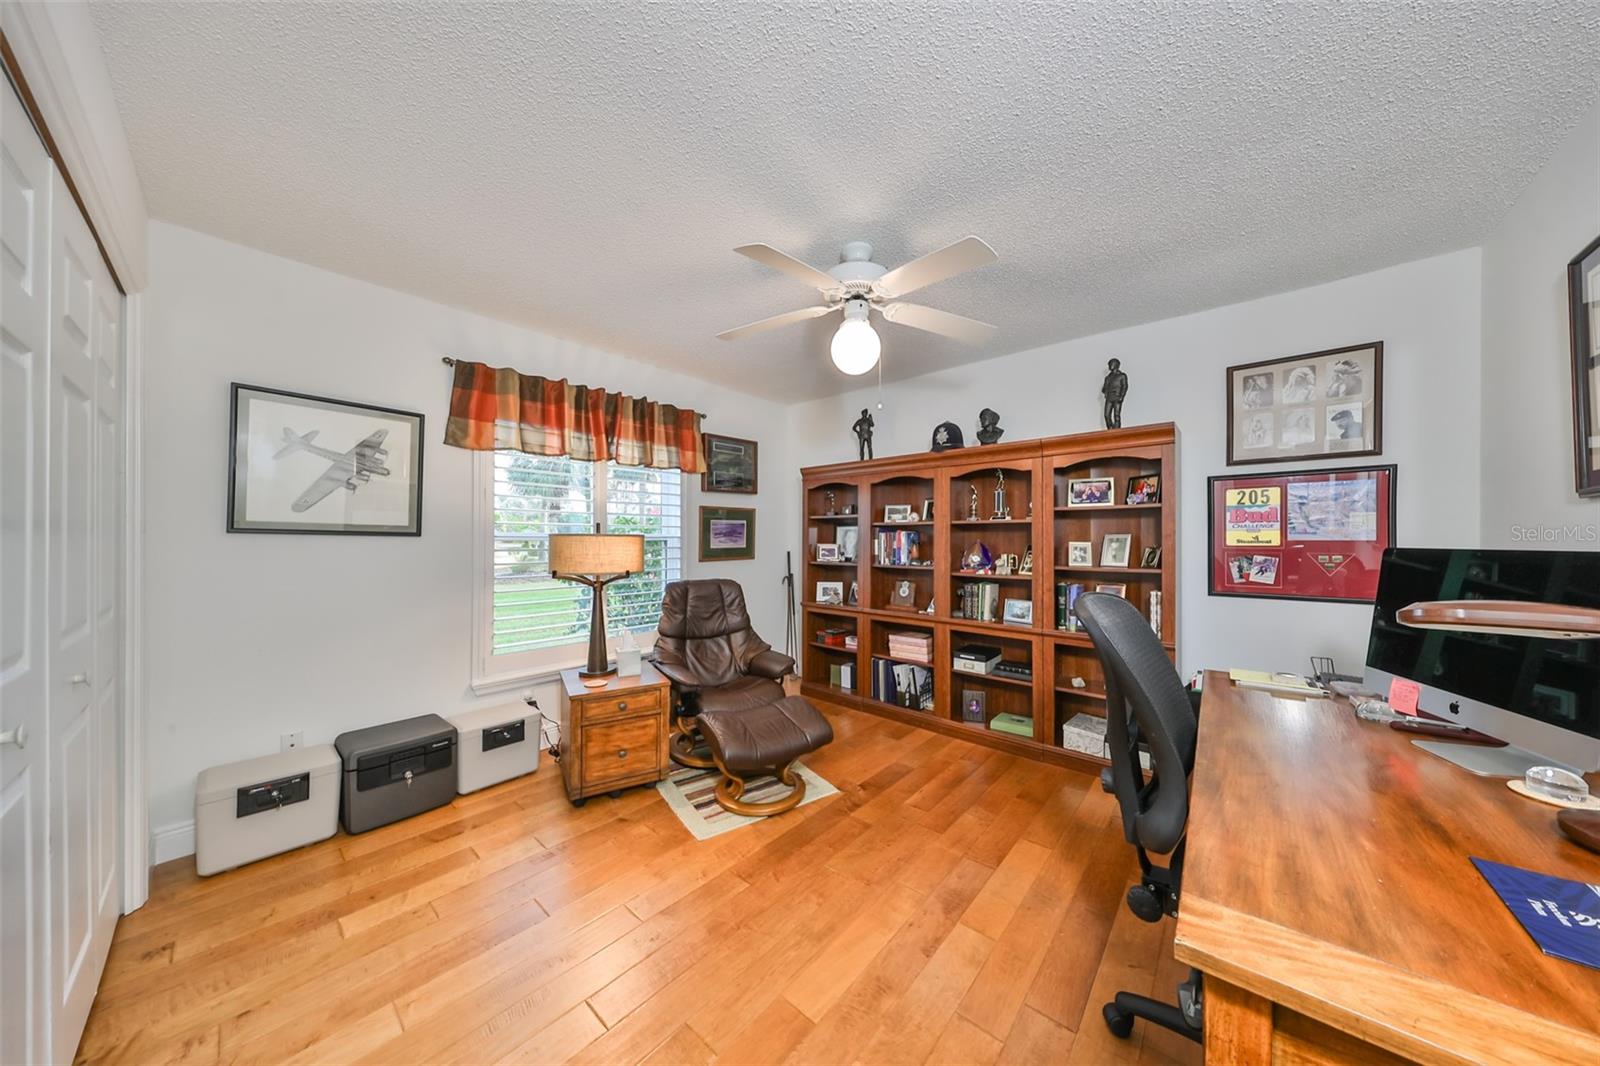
[655, 757, 838, 841]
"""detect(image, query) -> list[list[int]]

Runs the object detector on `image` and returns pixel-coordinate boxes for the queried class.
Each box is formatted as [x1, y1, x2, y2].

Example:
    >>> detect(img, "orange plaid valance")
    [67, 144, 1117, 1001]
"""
[443, 361, 704, 473]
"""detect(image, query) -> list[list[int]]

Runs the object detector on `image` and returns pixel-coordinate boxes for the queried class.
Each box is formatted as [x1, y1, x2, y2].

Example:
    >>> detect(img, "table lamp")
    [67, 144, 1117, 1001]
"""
[550, 531, 645, 686]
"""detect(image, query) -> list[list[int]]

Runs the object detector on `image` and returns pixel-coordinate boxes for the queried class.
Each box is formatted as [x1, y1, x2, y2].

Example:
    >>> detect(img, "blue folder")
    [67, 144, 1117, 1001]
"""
[1472, 856, 1600, 972]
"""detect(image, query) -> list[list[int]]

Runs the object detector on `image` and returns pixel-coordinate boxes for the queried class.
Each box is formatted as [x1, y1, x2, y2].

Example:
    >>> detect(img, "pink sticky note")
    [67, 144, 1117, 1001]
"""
[1388, 677, 1420, 716]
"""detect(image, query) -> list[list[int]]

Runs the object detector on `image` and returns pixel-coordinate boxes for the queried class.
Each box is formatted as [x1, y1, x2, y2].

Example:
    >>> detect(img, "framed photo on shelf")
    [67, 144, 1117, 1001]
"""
[1100, 533, 1132, 567]
[1568, 234, 1600, 496]
[227, 383, 424, 535]
[889, 579, 918, 608]
[883, 504, 916, 522]
[699, 506, 756, 561]
[1066, 477, 1116, 507]
[1126, 474, 1161, 504]
[1002, 598, 1034, 626]
[1094, 583, 1128, 599]
[700, 433, 758, 494]
[1207, 464, 1396, 602]
[961, 689, 987, 723]
[815, 580, 845, 605]
[815, 543, 840, 562]
[1066, 541, 1093, 567]
[1139, 546, 1162, 569]
[848, 581, 860, 606]
[921, 498, 935, 520]
[1226, 342, 1383, 465]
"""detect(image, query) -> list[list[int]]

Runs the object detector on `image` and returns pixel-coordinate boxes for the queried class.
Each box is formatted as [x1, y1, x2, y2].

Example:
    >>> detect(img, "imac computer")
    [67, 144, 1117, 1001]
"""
[1364, 547, 1600, 776]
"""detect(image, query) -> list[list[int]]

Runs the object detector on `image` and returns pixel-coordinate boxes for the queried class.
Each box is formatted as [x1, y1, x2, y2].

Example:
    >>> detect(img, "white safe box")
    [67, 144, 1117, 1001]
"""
[447, 703, 542, 794]
[195, 745, 341, 876]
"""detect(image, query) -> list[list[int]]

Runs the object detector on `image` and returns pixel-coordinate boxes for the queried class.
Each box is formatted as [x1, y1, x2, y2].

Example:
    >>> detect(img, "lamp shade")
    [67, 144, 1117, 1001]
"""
[549, 533, 644, 577]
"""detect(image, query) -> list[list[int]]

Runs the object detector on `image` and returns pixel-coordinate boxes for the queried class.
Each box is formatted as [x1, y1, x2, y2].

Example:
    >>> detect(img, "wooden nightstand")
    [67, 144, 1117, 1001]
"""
[557, 662, 671, 806]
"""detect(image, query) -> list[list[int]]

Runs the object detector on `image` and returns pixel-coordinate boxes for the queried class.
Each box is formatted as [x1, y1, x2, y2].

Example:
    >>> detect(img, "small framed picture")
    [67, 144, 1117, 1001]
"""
[815, 580, 845, 605]
[838, 527, 859, 561]
[1100, 533, 1132, 567]
[700, 432, 758, 494]
[1067, 541, 1093, 567]
[1139, 546, 1162, 569]
[921, 498, 935, 520]
[699, 506, 756, 561]
[883, 504, 915, 522]
[1568, 234, 1600, 495]
[1002, 598, 1034, 626]
[1018, 546, 1033, 575]
[961, 689, 987, 723]
[1067, 477, 1116, 507]
[815, 543, 840, 562]
[1094, 583, 1128, 599]
[228, 383, 424, 535]
[848, 581, 860, 606]
[890, 579, 917, 608]
[1126, 474, 1161, 504]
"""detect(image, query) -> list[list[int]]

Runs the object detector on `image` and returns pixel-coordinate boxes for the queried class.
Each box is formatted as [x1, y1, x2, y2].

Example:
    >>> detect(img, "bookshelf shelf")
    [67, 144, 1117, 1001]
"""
[801, 423, 1177, 771]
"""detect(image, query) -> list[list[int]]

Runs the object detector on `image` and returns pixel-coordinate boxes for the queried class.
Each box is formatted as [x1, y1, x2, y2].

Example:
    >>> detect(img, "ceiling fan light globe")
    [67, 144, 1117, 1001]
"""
[831, 318, 881, 375]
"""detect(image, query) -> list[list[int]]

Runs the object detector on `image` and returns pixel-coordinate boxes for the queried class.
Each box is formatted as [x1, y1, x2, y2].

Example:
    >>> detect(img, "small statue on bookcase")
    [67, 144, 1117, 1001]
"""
[976, 408, 1004, 445]
[852, 408, 875, 461]
[1101, 358, 1128, 429]
[967, 483, 980, 520]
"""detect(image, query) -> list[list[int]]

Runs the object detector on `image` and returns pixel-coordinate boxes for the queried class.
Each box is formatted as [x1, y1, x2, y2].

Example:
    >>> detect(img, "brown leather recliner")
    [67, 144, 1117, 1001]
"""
[649, 578, 794, 768]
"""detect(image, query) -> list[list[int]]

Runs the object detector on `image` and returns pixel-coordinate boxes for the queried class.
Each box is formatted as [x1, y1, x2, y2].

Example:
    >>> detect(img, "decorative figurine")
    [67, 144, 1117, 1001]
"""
[825, 490, 836, 516]
[991, 469, 1011, 520]
[976, 408, 1004, 445]
[1101, 358, 1128, 429]
[962, 541, 995, 572]
[852, 408, 875, 461]
[967, 483, 980, 520]
[930, 421, 965, 451]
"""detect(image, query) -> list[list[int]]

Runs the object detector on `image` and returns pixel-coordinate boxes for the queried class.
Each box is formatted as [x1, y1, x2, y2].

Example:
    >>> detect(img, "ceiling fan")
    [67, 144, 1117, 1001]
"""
[717, 236, 999, 375]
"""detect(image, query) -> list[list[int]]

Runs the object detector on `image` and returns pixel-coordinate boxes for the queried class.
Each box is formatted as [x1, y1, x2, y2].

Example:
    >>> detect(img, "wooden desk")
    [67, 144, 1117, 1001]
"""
[1177, 671, 1600, 1065]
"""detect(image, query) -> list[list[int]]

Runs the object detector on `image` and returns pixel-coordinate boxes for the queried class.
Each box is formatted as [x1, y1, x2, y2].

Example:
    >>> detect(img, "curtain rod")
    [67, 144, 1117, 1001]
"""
[439, 357, 706, 419]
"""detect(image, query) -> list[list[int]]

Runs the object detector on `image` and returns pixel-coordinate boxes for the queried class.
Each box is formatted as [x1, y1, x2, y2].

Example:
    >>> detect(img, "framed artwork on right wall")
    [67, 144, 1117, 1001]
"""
[1226, 342, 1383, 465]
[1569, 233, 1600, 497]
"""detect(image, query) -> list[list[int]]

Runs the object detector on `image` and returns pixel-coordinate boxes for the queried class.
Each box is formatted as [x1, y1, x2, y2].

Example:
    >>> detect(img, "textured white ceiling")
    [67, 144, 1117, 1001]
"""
[91, 1, 1600, 402]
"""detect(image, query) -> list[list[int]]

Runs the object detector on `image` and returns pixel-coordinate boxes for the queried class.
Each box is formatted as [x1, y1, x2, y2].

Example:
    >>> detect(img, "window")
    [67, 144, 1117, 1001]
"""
[474, 452, 682, 689]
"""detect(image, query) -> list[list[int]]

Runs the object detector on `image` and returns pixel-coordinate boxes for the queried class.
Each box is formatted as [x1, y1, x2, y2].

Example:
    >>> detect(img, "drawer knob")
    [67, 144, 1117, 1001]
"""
[617, 749, 628, 758]
[618, 702, 628, 711]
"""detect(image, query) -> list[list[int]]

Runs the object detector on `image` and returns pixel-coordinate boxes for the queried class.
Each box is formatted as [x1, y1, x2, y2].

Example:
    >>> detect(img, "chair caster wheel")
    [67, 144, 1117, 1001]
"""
[1103, 1003, 1134, 1039]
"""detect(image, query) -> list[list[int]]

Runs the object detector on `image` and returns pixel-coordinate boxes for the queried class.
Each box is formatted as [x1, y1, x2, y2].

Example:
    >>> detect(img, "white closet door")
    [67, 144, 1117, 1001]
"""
[1, 79, 56, 1066]
[48, 163, 120, 1066]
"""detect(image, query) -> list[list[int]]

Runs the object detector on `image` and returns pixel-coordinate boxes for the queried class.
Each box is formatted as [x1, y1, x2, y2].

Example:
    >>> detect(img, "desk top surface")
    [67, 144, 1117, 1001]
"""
[1177, 671, 1600, 1064]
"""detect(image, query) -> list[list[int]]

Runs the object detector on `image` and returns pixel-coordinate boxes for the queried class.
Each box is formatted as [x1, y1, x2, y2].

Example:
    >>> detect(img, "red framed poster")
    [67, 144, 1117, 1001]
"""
[1208, 465, 1396, 603]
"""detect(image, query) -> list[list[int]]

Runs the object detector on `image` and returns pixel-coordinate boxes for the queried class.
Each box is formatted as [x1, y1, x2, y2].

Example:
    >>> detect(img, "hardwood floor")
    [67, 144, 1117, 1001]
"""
[78, 703, 1203, 1065]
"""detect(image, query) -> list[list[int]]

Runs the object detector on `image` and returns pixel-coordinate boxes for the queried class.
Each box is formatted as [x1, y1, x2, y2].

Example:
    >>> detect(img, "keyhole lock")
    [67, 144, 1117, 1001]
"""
[404, 769, 414, 788]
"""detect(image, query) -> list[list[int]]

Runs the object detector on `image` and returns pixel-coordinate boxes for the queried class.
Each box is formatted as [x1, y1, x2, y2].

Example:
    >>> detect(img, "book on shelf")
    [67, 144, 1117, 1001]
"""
[988, 712, 1033, 738]
[886, 631, 933, 663]
[1055, 581, 1085, 631]
[869, 656, 933, 709]
[827, 663, 855, 691]
[956, 581, 1001, 623]
[873, 528, 924, 566]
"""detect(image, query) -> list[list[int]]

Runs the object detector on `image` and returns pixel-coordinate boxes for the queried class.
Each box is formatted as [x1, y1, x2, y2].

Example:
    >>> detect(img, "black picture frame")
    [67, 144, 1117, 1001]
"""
[1226, 342, 1383, 466]
[227, 383, 424, 535]
[701, 433, 758, 494]
[1568, 234, 1600, 497]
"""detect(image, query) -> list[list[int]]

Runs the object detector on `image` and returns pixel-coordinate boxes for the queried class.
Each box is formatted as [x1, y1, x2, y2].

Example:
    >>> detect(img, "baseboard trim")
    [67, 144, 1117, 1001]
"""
[150, 820, 195, 866]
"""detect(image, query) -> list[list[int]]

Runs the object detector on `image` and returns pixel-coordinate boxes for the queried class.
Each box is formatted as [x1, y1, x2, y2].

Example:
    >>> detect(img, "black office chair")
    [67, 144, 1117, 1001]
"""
[1074, 592, 1203, 1044]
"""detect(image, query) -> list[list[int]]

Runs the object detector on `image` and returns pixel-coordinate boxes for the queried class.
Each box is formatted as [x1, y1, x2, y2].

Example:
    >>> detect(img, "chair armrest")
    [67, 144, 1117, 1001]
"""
[746, 650, 795, 680]
[648, 657, 702, 692]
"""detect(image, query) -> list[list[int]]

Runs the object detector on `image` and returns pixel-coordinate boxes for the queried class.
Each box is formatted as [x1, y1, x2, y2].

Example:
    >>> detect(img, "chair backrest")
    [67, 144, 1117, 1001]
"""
[1074, 592, 1197, 855]
[654, 579, 773, 687]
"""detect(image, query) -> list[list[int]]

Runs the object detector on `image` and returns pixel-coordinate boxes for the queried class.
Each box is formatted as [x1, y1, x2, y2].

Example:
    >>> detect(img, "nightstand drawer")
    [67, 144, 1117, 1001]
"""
[581, 717, 661, 787]
[582, 687, 663, 723]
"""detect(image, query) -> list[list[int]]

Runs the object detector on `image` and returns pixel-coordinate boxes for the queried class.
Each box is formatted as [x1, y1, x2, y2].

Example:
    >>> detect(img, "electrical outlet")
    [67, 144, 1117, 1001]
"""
[280, 731, 303, 752]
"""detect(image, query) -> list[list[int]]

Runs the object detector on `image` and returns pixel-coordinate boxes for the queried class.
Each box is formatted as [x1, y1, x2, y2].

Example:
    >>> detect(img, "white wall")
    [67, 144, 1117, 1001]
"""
[788, 250, 1484, 678]
[1481, 97, 1600, 545]
[140, 222, 793, 850]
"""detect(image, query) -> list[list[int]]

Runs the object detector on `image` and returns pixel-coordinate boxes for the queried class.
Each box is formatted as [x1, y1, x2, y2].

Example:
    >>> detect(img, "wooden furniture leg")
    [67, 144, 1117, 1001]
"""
[1204, 976, 1271, 1065]
[669, 714, 714, 769]
[711, 756, 807, 816]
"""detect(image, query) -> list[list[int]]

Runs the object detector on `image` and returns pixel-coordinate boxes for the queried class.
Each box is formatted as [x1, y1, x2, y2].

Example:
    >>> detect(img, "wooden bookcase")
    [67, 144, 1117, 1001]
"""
[799, 423, 1177, 772]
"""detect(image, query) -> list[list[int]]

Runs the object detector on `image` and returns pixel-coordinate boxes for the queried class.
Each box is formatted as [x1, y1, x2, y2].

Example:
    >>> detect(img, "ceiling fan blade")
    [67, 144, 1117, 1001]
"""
[733, 243, 842, 293]
[716, 305, 837, 341]
[873, 236, 998, 299]
[878, 302, 997, 345]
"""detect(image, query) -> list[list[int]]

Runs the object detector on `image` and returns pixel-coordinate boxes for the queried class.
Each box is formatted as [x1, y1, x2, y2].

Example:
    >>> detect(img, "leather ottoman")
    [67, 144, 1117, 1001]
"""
[695, 696, 834, 816]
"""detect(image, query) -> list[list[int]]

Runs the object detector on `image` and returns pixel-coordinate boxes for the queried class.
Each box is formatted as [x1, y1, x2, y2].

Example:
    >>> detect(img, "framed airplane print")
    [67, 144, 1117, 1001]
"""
[228, 383, 424, 534]
[1227, 342, 1383, 465]
[1569, 233, 1600, 496]
[1207, 465, 1396, 603]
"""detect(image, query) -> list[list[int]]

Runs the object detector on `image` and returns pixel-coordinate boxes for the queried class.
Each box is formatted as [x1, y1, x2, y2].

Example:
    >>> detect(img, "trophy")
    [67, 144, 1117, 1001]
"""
[967, 483, 980, 521]
[991, 469, 1011, 520]
[825, 490, 836, 516]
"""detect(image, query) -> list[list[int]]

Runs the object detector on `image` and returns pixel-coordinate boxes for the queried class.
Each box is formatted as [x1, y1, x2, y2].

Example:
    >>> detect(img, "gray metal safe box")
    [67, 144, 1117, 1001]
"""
[334, 714, 458, 833]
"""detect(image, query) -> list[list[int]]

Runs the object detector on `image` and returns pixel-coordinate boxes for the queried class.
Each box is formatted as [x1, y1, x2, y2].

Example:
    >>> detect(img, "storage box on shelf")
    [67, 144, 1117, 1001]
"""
[799, 424, 1177, 772]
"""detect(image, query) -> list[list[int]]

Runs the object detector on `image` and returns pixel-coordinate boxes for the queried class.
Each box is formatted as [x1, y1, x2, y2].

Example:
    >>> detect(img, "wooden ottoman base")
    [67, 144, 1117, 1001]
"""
[711, 757, 806, 817]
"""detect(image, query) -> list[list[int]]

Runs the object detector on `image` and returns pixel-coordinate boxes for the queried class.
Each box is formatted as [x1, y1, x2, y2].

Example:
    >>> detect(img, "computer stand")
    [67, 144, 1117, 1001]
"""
[1412, 740, 1579, 778]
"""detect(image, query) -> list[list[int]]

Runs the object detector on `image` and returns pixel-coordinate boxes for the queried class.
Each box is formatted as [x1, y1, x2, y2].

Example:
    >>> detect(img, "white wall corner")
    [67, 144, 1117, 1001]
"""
[121, 293, 148, 911]
[1, 0, 149, 290]
[150, 820, 195, 866]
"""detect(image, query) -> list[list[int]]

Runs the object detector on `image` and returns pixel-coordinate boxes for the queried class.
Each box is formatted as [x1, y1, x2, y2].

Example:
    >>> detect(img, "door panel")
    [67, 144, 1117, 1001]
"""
[0, 80, 54, 1066]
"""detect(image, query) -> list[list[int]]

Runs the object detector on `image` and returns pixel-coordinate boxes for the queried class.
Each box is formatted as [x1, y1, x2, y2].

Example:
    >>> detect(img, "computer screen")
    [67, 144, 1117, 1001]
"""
[1366, 548, 1600, 740]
